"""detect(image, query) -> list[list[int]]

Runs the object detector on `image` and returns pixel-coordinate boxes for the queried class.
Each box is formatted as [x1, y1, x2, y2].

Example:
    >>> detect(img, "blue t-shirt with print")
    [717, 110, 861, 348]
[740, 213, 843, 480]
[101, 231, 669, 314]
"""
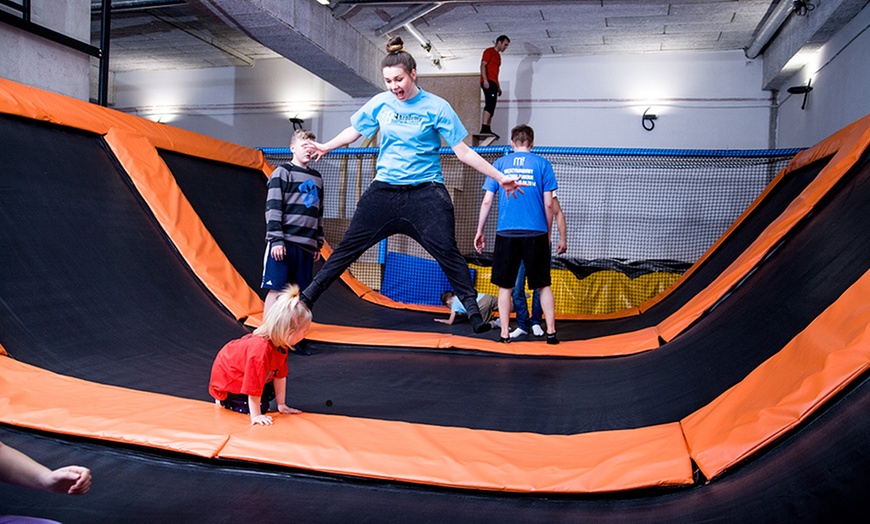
[484, 151, 558, 232]
[351, 88, 467, 185]
[451, 293, 486, 314]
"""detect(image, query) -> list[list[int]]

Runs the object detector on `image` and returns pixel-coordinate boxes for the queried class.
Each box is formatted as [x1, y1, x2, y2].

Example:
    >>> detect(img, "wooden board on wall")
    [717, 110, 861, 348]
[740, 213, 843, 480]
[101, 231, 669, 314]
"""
[418, 74, 487, 253]
[418, 74, 481, 144]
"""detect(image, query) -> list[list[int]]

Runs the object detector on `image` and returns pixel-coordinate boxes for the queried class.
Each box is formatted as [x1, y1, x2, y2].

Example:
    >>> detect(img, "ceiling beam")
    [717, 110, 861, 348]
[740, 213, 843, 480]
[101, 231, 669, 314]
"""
[189, 0, 383, 97]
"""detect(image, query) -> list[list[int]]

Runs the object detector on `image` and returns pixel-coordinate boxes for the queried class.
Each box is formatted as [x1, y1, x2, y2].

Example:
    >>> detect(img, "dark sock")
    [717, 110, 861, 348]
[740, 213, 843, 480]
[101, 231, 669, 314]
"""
[470, 313, 492, 333]
[480, 125, 491, 134]
[546, 332, 559, 345]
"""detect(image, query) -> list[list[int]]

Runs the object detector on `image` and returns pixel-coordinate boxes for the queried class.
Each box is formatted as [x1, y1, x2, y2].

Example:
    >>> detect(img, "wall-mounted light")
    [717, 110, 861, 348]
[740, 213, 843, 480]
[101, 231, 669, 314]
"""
[642, 107, 657, 131]
[289, 116, 304, 130]
[315, 0, 332, 6]
[786, 78, 813, 110]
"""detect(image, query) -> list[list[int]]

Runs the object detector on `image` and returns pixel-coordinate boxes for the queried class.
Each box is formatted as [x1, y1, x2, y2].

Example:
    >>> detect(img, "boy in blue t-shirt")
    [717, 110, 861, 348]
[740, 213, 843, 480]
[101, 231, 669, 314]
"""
[473, 124, 559, 344]
[434, 290, 501, 328]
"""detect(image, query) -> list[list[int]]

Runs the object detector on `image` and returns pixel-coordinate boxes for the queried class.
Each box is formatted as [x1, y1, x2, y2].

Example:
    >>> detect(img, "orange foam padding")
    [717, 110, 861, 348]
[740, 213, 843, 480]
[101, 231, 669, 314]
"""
[220, 417, 692, 493]
[0, 357, 247, 458]
[0, 78, 267, 321]
[305, 323, 661, 357]
[682, 267, 870, 480]
[313, 117, 870, 344]
[639, 165, 792, 315]
[657, 113, 870, 341]
[105, 128, 263, 320]
[0, 355, 692, 493]
[0, 79, 269, 171]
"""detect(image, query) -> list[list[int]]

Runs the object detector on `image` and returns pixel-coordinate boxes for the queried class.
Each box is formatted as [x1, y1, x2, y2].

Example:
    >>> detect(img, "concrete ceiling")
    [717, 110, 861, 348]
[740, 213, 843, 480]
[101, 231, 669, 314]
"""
[90, 0, 865, 96]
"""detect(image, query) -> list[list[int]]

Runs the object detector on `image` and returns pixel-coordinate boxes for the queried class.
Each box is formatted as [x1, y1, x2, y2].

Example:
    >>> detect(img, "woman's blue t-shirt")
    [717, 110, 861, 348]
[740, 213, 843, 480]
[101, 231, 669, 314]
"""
[351, 88, 468, 185]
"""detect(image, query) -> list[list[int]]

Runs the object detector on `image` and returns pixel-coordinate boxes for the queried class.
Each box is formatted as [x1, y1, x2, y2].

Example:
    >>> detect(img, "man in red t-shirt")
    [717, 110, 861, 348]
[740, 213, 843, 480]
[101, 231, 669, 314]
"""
[479, 34, 510, 138]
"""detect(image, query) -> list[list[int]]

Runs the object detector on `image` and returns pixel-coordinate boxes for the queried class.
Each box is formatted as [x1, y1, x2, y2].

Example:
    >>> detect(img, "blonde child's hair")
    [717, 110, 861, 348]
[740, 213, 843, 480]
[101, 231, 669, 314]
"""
[290, 129, 316, 146]
[254, 285, 312, 348]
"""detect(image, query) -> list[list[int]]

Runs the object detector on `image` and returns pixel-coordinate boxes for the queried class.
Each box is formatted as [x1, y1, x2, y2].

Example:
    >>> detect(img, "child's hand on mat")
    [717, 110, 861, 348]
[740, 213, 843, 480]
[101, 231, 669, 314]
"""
[278, 404, 302, 415]
[250, 414, 274, 425]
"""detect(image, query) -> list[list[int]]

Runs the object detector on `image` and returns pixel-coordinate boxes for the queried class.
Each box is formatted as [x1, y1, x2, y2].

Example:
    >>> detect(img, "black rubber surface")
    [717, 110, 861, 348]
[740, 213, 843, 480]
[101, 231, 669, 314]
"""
[2, 373, 868, 523]
[2, 114, 868, 521]
[166, 146, 823, 340]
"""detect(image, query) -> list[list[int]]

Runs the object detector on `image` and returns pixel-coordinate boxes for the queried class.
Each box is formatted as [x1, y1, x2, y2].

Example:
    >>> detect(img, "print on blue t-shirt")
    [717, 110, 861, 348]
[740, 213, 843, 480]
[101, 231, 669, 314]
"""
[484, 151, 558, 232]
[299, 178, 319, 208]
[351, 88, 468, 185]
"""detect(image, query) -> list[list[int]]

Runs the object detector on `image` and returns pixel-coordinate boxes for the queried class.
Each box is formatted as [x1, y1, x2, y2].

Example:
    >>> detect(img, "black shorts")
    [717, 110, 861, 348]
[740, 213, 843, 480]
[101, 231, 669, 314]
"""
[480, 80, 499, 114]
[261, 243, 314, 291]
[490, 233, 551, 289]
[219, 381, 276, 415]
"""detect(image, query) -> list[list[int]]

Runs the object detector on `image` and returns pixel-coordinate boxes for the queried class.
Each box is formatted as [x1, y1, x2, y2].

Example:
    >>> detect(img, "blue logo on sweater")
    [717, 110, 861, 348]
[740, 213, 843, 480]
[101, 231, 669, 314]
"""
[299, 179, 319, 208]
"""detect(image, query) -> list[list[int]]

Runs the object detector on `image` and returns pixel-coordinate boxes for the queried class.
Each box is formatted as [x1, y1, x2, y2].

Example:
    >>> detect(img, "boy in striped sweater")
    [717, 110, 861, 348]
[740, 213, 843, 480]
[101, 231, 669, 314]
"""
[262, 129, 325, 315]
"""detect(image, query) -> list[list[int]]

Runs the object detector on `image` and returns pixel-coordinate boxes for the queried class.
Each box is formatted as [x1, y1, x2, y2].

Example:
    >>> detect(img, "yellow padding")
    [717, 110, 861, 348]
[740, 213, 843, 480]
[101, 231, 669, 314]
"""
[470, 265, 681, 315]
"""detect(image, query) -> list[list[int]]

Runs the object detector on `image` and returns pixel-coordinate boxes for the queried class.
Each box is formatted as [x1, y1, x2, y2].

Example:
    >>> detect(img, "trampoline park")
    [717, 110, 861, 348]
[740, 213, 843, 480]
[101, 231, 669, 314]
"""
[1, 76, 869, 522]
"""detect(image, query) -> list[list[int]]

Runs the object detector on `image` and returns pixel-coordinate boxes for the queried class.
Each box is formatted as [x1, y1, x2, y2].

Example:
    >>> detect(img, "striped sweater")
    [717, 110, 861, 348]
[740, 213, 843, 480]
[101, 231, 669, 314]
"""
[264, 163, 324, 252]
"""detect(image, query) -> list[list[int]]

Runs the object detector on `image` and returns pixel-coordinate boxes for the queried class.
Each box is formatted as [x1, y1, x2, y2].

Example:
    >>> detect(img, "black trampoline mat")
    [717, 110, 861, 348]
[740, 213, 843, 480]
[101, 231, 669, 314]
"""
[2, 112, 869, 521]
[1, 114, 869, 435]
[0, 115, 248, 400]
[167, 147, 825, 341]
[2, 372, 868, 523]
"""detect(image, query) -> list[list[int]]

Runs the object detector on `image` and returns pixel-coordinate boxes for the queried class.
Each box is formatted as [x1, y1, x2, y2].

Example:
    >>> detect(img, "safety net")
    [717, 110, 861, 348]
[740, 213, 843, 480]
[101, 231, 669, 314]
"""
[262, 146, 798, 314]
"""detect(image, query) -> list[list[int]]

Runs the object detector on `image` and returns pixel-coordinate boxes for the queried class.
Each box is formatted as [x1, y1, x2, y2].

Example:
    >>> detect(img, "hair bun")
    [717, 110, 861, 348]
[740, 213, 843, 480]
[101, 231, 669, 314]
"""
[386, 36, 404, 54]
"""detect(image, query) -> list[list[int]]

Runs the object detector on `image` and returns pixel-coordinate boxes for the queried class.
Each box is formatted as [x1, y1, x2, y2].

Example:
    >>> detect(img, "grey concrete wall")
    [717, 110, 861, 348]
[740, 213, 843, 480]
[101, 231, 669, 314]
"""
[0, 0, 91, 101]
[776, 2, 870, 148]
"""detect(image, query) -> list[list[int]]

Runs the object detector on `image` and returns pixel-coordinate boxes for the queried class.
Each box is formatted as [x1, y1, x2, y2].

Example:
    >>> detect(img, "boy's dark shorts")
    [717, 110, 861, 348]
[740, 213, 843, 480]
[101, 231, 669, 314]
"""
[491, 233, 551, 289]
[219, 381, 276, 415]
[261, 243, 314, 291]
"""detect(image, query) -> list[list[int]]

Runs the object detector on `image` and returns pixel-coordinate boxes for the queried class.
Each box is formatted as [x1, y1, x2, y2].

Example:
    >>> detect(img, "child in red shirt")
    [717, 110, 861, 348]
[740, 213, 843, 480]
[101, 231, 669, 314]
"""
[209, 285, 311, 425]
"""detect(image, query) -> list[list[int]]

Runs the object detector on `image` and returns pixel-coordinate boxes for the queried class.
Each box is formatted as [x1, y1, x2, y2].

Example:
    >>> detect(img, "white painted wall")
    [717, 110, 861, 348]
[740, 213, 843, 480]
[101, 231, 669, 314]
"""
[425, 50, 773, 149]
[0, 0, 91, 101]
[113, 58, 358, 148]
[776, 2, 870, 149]
[113, 9, 869, 151]
[115, 49, 772, 149]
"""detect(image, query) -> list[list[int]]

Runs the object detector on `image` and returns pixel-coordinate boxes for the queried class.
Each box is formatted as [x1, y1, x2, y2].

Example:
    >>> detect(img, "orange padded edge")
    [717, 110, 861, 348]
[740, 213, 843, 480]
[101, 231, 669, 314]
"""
[105, 128, 263, 320]
[657, 113, 870, 341]
[682, 267, 870, 480]
[0, 355, 692, 493]
[305, 323, 660, 357]
[219, 417, 692, 493]
[0, 357, 246, 458]
[639, 165, 792, 314]
[0, 78, 269, 170]
[0, 78, 268, 321]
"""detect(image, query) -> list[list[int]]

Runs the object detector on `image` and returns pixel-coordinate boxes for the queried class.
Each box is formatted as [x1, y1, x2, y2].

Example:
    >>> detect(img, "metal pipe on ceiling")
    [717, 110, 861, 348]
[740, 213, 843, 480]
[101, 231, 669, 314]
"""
[745, 0, 798, 59]
[374, 3, 442, 37]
